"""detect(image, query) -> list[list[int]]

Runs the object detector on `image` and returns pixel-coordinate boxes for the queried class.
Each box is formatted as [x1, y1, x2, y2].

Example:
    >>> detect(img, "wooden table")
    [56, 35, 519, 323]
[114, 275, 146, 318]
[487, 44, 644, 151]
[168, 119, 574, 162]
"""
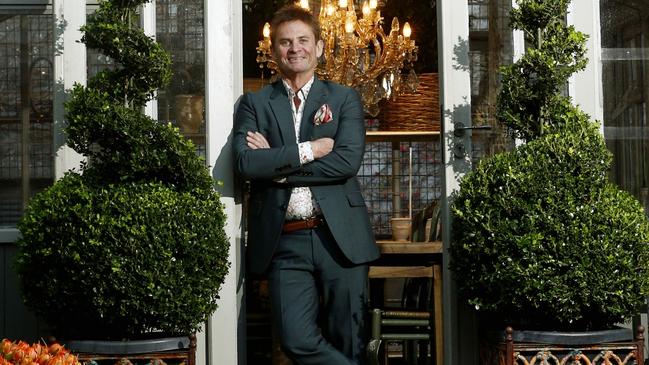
[376, 240, 442, 254]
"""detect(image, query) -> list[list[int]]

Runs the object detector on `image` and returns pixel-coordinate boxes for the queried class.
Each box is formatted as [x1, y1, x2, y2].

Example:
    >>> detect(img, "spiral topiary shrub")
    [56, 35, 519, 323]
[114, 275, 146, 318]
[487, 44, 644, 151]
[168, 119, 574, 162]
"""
[450, 0, 649, 331]
[15, 0, 229, 340]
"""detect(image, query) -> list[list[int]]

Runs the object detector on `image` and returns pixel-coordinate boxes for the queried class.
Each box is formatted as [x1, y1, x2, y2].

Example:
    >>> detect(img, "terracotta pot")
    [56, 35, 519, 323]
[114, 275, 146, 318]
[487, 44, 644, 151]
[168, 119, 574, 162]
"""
[390, 217, 411, 242]
[174, 94, 204, 134]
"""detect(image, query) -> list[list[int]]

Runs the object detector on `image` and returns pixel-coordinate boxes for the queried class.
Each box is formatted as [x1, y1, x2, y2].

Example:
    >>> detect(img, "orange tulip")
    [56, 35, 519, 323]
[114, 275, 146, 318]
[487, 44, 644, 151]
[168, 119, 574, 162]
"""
[46, 357, 62, 365]
[9, 350, 23, 362]
[36, 353, 51, 365]
[47, 344, 62, 357]
[62, 354, 78, 365]
[31, 344, 43, 357]
[1, 340, 12, 355]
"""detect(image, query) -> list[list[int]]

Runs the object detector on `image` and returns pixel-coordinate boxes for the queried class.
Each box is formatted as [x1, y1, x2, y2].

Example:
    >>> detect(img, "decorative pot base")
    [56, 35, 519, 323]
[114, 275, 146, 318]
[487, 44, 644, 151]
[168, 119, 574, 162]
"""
[480, 326, 645, 365]
[64, 335, 196, 365]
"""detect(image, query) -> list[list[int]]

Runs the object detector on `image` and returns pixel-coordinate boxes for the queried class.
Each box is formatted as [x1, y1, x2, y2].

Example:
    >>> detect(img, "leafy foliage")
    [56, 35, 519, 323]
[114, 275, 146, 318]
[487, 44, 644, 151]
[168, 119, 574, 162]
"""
[80, 1, 172, 107]
[450, 0, 649, 330]
[497, 0, 587, 142]
[451, 120, 649, 330]
[64, 85, 213, 193]
[16, 0, 229, 339]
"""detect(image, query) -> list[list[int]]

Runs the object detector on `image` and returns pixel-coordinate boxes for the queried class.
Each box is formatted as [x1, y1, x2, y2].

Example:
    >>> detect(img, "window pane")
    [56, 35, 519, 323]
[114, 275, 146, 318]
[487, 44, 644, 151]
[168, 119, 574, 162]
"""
[87, 5, 117, 79]
[468, 0, 514, 161]
[600, 0, 649, 215]
[156, 0, 205, 158]
[0, 11, 54, 227]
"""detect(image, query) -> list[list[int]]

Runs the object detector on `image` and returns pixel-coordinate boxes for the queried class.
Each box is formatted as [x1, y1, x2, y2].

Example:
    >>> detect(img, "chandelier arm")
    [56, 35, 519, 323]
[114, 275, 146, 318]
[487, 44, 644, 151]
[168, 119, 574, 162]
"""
[366, 38, 383, 76]
[364, 29, 388, 81]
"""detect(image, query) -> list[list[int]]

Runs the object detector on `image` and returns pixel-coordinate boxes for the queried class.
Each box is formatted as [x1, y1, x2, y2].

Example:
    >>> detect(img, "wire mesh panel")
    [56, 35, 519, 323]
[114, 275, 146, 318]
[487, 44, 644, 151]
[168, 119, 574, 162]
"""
[358, 140, 442, 239]
[0, 12, 53, 227]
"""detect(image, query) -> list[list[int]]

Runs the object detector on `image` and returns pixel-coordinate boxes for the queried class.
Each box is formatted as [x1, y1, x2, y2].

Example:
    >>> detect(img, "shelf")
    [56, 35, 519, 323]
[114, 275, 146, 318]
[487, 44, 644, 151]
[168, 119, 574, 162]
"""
[365, 130, 440, 142]
[376, 241, 442, 254]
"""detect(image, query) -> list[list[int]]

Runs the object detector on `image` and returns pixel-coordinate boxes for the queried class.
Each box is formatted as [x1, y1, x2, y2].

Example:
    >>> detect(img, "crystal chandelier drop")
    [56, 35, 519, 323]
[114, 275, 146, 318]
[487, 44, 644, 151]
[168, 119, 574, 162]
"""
[256, 0, 419, 117]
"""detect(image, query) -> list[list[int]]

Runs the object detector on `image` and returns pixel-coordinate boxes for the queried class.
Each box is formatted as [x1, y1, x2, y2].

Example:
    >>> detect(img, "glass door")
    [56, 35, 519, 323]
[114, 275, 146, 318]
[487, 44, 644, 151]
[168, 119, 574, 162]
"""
[0, 10, 54, 228]
[600, 0, 649, 216]
[0, 6, 54, 340]
[156, 0, 206, 157]
[467, 0, 514, 161]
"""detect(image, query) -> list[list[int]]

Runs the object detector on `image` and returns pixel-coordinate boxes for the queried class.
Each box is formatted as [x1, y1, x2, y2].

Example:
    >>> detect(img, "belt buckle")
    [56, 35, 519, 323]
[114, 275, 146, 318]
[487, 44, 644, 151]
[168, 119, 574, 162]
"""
[282, 215, 323, 234]
[305, 215, 319, 228]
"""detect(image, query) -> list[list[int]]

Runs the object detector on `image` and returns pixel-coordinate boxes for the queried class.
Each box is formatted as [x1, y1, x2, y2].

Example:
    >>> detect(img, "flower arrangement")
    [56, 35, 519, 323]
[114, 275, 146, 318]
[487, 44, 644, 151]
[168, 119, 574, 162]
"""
[0, 340, 80, 365]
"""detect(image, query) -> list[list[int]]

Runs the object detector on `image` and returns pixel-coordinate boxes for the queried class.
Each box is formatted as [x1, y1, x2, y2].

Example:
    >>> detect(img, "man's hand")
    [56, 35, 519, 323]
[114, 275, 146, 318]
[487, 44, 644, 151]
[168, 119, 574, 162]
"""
[311, 137, 334, 159]
[247, 131, 270, 149]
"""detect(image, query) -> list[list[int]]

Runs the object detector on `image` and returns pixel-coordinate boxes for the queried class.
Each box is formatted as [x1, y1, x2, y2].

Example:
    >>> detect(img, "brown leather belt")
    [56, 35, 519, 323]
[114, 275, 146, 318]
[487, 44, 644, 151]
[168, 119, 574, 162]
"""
[282, 216, 325, 233]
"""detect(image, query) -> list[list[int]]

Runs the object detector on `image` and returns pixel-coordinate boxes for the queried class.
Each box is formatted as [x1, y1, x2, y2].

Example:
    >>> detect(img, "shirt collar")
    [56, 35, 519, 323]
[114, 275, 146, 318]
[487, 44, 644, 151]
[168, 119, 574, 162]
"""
[282, 76, 315, 102]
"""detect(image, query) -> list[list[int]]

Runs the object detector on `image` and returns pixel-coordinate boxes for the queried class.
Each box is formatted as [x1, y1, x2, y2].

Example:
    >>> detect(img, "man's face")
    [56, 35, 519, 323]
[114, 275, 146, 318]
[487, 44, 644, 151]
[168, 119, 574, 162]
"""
[272, 20, 324, 80]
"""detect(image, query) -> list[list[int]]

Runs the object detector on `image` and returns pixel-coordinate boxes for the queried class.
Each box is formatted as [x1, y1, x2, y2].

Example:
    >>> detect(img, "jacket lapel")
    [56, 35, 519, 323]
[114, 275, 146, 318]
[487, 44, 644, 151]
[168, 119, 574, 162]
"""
[300, 78, 328, 142]
[268, 81, 296, 145]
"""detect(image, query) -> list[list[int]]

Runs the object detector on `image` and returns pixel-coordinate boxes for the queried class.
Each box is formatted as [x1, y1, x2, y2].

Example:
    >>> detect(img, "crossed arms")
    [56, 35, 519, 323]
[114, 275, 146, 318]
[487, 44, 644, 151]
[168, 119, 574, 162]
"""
[232, 89, 366, 186]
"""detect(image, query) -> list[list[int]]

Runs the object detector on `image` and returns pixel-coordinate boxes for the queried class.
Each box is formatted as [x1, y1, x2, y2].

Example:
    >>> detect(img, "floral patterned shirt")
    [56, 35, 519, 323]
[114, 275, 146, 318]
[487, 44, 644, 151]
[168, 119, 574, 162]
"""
[282, 77, 321, 220]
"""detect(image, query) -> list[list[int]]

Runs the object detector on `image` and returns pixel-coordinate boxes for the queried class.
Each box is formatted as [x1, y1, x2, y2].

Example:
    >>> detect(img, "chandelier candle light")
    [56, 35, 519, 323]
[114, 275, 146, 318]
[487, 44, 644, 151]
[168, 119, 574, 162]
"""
[256, 0, 419, 116]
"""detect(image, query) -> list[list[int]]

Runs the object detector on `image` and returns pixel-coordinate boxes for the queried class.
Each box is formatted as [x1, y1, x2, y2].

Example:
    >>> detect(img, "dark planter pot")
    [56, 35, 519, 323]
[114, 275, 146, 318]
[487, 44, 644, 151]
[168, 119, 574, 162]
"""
[480, 326, 646, 365]
[63, 334, 196, 365]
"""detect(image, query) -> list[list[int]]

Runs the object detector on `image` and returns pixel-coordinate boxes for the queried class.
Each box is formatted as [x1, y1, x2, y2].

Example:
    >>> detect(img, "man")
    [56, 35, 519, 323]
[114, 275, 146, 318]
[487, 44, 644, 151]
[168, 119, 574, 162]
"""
[232, 5, 379, 365]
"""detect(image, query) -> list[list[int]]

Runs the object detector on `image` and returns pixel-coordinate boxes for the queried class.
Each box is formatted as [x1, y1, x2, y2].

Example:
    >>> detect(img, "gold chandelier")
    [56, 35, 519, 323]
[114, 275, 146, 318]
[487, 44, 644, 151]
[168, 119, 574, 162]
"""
[256, 0, 419, 117]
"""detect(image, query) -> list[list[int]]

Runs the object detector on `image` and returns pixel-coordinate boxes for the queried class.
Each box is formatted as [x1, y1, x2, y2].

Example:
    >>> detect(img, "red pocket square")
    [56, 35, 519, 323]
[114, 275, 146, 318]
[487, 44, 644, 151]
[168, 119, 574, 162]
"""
[313, 104, 333, 126]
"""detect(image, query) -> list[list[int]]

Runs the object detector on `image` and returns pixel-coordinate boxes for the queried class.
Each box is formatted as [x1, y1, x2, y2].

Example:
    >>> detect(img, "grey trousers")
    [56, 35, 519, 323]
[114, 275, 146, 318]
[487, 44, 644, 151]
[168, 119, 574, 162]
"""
[268, 225, 369, 365]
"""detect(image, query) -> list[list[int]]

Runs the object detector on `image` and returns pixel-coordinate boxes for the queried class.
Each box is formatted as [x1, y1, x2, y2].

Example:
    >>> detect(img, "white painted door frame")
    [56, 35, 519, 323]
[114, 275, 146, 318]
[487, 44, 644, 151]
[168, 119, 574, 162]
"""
[204, 0, 243, 364]
[437, 0, 472, 364]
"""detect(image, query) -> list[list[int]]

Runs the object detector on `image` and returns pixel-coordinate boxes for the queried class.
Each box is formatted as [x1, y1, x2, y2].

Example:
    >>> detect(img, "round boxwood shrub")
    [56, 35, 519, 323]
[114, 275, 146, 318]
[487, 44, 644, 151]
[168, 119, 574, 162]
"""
[450, 119, 649, 330]
[15, 0, 229, 339]
[17, 174, 228, 339]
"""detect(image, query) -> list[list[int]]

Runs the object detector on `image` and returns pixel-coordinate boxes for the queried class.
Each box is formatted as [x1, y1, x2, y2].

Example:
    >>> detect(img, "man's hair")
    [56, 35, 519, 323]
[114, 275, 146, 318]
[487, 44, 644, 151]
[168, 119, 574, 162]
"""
[270, 4, 322, 45]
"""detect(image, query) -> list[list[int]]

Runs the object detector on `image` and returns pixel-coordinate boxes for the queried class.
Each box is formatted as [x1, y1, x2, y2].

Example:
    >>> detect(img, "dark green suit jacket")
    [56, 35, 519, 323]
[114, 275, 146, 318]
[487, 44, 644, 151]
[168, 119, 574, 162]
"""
[233, 78, 379, 275]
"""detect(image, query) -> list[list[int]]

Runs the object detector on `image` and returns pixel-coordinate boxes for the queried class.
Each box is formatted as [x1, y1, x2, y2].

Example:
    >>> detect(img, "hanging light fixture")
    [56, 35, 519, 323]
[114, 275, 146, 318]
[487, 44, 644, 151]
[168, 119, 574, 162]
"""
[256, 0, 419, 117]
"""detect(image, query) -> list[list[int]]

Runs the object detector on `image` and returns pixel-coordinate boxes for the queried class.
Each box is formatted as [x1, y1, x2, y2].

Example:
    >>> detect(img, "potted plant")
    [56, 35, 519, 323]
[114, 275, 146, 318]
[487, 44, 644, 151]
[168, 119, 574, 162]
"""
[14, 0, 229, 346]
[450, 0, 649, 362]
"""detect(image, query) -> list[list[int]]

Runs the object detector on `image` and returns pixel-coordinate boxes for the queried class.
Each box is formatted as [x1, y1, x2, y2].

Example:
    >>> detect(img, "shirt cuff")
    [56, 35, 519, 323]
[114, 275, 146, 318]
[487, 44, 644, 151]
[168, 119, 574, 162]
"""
[298, 142, 314, 164]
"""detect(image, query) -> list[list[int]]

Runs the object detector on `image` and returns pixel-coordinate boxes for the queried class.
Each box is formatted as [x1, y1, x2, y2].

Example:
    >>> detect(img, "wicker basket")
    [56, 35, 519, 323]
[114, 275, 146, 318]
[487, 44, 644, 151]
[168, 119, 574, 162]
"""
[377, 73, 440, 131]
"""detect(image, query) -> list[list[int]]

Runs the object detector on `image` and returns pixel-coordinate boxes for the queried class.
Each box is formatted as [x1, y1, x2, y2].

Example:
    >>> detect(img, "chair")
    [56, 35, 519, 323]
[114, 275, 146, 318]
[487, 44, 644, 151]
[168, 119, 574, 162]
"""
[367, 264, 443, 365]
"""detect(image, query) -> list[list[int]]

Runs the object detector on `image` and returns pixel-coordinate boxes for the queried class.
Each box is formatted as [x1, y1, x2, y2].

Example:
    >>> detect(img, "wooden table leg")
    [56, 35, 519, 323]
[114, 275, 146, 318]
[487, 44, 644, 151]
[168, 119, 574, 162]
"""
[434, 264, 443, 365]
